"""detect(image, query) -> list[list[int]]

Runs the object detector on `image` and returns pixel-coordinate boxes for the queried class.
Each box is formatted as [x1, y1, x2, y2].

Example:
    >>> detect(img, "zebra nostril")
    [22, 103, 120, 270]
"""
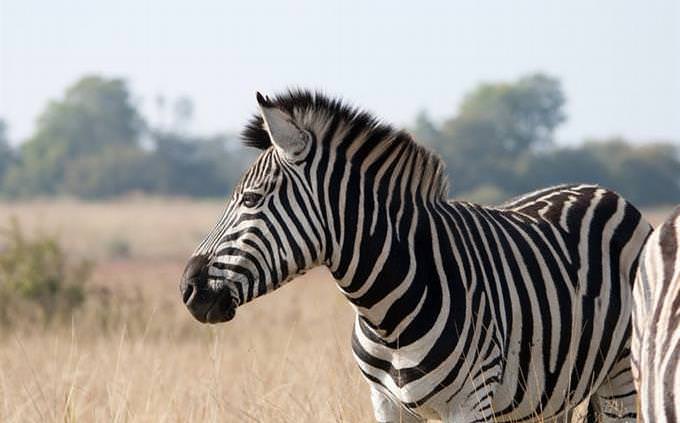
[180, 254, 210, 301]
[182, 281, 195, 304]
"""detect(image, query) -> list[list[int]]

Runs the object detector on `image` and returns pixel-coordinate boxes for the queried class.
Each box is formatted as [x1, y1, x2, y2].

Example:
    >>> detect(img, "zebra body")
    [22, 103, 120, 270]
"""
[632, 206, 680, 422]
[352, 186, 649, 422]
[180, 90, 651, 422]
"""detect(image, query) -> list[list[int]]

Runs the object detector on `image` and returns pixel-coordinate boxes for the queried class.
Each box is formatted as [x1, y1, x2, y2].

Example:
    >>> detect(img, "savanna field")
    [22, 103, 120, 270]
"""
[0, 199, 675, 423]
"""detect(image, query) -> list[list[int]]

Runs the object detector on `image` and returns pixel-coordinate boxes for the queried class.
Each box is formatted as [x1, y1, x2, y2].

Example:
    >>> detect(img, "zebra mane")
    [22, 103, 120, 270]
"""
[241, 89, 449, 200]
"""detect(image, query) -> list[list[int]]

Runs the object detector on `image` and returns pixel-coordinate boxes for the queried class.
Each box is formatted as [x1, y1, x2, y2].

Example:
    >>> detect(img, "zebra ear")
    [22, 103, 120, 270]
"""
[256, 92, 308, 158]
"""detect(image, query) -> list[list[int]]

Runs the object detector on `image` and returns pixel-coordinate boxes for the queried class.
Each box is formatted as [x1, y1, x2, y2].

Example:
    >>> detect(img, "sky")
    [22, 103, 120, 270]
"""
[0, 0, 679, 146]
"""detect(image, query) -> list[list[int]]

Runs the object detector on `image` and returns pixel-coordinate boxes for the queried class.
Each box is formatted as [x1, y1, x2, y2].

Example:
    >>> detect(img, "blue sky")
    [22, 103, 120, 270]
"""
[0, 0, 678, 145]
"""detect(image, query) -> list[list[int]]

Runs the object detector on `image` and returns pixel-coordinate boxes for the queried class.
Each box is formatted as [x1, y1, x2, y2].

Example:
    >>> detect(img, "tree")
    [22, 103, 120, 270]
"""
[414, 73, 567, 197]
[411, 73, 678, 206]
[4, 76, 144, 195]
[412, 111, 443, 148]
[62, 146, 152, 198]
[171, 96, 194, 133]
[1, 74, 256, 198]
[515, 147, 613, 192]
[146, 130, 252, 197]
[447, 74, 565, 156]
[582, 138, 680, 206]
[0, 120, 14, 187]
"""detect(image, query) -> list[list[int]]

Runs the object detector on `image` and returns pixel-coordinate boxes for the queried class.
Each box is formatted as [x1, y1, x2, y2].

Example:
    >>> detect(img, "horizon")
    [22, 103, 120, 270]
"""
[1, 0, 679, 146]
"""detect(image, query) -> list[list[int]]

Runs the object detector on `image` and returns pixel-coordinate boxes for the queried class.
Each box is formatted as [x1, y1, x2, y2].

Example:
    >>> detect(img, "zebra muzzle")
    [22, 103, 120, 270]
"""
[180, 254, 238, 324]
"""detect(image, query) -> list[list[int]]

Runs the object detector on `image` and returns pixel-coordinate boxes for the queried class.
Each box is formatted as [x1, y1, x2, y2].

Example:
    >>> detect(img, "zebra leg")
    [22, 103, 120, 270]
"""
[589, 349, 637, 422]
[369, 387, 425, 423]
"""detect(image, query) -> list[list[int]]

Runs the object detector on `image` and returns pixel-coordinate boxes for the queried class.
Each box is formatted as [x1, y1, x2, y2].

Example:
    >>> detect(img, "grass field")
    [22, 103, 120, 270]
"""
[0, 198, 675, 422]
[0, 198, 372, 423]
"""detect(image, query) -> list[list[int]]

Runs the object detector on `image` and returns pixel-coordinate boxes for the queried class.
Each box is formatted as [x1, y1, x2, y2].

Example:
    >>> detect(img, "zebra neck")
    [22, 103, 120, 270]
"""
[317, 135, 455, 333]
[328, 200, 465, 338]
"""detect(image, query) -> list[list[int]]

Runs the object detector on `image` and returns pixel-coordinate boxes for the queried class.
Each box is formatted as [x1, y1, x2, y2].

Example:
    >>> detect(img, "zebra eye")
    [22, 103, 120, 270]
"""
[241, 192, 263, 208]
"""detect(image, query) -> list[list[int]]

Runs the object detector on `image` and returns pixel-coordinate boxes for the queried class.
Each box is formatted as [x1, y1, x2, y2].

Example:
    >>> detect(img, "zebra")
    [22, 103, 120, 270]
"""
[179, 90, 652, 422]
[632, 206, 680, 422]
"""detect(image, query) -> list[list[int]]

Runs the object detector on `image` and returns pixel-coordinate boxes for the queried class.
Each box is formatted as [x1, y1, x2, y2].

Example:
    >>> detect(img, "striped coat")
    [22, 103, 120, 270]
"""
[632, 206, 680, 422]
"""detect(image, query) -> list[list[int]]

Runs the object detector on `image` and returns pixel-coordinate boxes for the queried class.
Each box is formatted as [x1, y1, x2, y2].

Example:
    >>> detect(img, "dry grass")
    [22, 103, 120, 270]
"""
[0, 196, 226, 260]
[0, 198, 675, 422]
[0, 267, 372, 422]
[0, 198, 373, 422]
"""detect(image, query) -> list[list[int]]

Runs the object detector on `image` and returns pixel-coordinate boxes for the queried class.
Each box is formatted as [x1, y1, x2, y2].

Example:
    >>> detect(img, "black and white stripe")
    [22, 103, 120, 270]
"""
[181, 90, 652, 422]
[632, 206, 680, 423]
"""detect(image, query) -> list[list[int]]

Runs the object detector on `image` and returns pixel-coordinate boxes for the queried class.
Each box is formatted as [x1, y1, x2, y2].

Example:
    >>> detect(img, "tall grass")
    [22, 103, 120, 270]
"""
[0, 265, 373, 422]
[0, 199, 373, 422]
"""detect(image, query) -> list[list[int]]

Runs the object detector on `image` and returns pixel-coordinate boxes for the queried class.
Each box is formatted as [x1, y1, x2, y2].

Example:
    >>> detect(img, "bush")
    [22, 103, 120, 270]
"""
[0, 219, 92, 327]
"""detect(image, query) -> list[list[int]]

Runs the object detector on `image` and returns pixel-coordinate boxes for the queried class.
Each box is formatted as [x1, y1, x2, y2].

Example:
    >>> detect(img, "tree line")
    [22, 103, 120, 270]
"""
[0, 77, 254, 199]
[413, 74, 680, 206]
[0, 74, 678, 205]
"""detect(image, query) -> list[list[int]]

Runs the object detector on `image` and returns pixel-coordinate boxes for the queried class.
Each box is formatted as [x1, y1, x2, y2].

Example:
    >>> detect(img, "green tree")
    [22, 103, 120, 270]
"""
[582, 138, 680, 206]
[171, 96, 195, 133]
[147, 130, 251, 197]
[417, 73, 567, 197]
[448, 73, 565, 155]
[4, 76, 144, 196]
[0, 120, 14, 187]
[62, 146, 152, 199]
[515, 147, 613, 191]
[412, 111, 444, 148]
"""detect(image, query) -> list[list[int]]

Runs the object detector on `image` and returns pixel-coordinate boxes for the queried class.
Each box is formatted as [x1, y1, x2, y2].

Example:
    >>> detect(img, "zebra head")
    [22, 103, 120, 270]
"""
[180, 92, 328, 323]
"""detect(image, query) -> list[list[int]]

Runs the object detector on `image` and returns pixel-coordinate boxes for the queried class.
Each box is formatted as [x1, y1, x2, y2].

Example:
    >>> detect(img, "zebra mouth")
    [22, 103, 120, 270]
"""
[183, 282, 238, 324]
[203, 290, 238, 324]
